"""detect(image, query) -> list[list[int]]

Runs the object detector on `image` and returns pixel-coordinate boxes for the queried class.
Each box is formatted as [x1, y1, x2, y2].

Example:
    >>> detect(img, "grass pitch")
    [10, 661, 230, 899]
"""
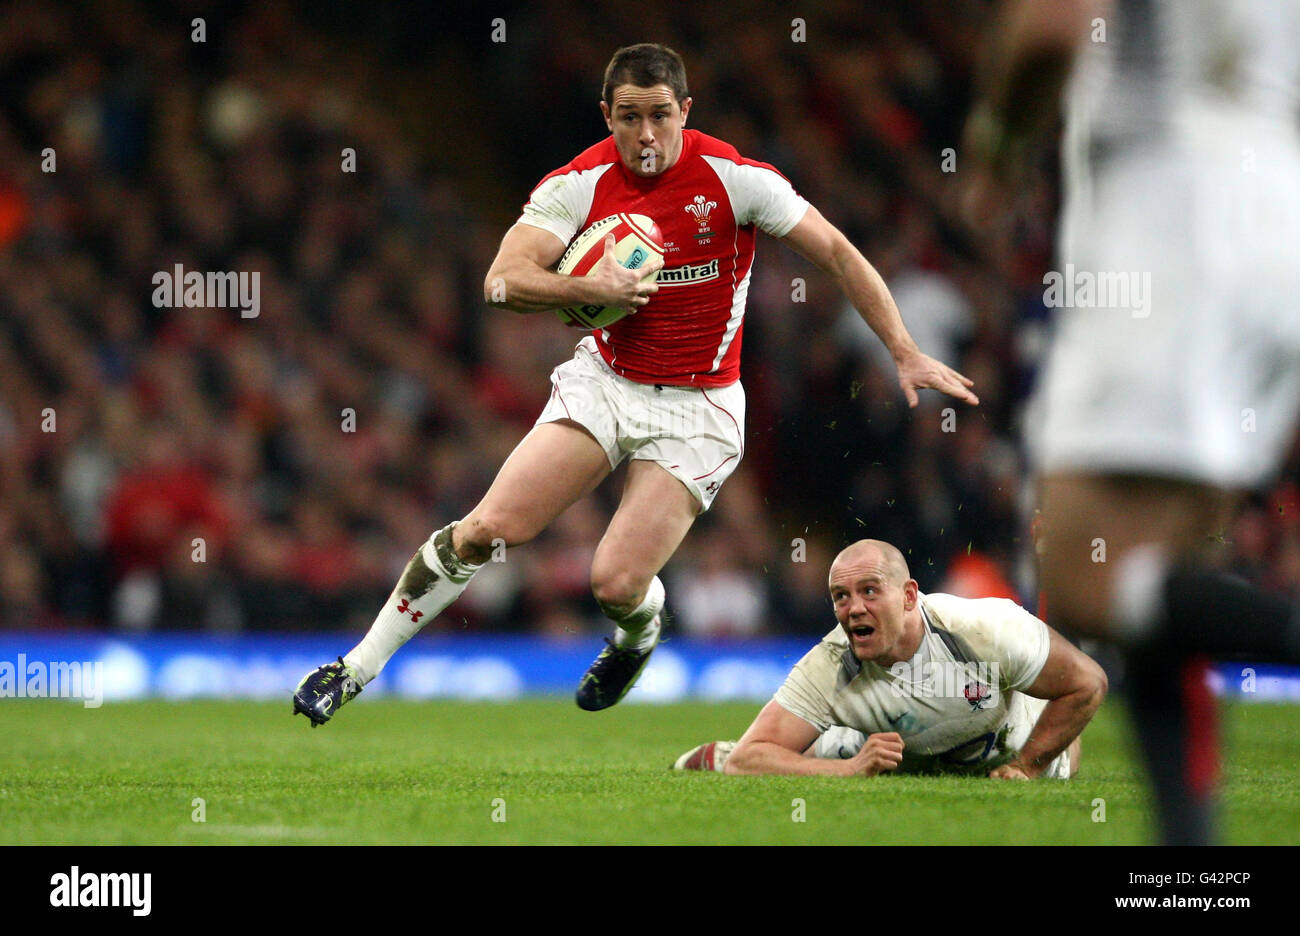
[2, 698, 1297, 845]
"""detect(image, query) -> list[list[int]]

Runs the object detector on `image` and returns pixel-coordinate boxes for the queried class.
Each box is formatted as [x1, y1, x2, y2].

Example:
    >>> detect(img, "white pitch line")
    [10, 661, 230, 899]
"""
[191, 824, 333, 839]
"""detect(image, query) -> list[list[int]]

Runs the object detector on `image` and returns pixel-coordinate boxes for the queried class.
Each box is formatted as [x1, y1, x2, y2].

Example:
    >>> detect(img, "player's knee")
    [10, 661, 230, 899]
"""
[590, 568, 650, 619]
[457, 513, 537, 560]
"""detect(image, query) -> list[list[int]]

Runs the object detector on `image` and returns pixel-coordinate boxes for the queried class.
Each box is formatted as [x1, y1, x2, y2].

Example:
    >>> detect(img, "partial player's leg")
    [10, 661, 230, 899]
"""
[575, 459, 699, 710]
[1037, 473, 1228, 643]
[1040, 472, 1300, 661]
[591, 459, 698, 625]
[1036, 472, 1300, 842]
[349, 420, 611, 680]
[294, 420, 611, 726]
[1039, 473, 1220, 841]
[454, 420, 614, 563]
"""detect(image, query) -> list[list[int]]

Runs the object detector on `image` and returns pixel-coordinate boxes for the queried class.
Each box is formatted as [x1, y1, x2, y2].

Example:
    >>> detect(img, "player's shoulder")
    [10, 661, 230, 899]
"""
[531, 138, 620, 192]
[922, 592, 1052, 690]
[689, 129, 793, 181]
[687, 129, 742, 161]
[921, 590, 1029, 622]
[819, 624, 849, 650]
[786, 625, 855, 692]
[811, 625, 855, 674]
[792, 625, 849, 669]
[921, 592, 1042, 651]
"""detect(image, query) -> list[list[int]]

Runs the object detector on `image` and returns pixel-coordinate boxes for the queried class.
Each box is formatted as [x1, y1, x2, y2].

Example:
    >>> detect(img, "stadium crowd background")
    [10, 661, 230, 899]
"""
[1, 0, 1297, 637]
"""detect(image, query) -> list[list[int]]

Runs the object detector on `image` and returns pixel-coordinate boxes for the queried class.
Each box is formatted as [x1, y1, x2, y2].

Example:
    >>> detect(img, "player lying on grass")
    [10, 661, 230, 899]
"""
[674, 539, 1106, 778]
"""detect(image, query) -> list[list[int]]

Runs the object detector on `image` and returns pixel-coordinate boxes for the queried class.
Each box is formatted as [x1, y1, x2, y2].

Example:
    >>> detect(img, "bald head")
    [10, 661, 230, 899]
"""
[827, 539, 921, 665]
[830, 539, 910, 587]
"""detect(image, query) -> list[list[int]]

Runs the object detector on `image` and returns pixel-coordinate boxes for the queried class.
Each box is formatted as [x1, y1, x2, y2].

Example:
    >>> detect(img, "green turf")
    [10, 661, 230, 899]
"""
[0, 698, 1296, 844]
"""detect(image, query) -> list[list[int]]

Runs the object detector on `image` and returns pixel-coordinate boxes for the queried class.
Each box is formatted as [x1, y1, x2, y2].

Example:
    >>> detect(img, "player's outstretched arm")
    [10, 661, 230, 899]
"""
[484, 224, 662, 313]
[779, 206, 978, 408]
[991, 626, 1107, 779]
[726, 701, 903, 777]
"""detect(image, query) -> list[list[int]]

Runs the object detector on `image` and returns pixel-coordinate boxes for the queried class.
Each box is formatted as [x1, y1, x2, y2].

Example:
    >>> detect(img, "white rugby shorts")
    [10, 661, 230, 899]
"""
[1032, 139, 1300, 489]
[536, 336, 746, 511]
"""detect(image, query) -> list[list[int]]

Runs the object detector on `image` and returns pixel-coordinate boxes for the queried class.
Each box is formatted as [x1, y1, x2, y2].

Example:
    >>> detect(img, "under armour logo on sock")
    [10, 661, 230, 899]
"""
[396, 598, 424, 623]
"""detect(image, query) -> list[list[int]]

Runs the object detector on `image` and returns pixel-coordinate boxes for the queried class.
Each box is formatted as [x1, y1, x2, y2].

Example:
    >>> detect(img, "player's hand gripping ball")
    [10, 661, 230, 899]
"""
[554, 213, 664, 329]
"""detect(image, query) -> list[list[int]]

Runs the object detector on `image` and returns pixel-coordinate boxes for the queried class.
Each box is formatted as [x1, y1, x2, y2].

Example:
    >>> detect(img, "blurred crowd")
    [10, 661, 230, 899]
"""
[1, 0, 1297, 636]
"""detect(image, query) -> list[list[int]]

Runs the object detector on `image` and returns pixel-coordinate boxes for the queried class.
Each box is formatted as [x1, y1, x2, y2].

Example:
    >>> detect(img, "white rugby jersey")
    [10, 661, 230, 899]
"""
[1063, 0, 1300, 189]
[518, 129, 809, 387]
[774, 593, 1054, 775]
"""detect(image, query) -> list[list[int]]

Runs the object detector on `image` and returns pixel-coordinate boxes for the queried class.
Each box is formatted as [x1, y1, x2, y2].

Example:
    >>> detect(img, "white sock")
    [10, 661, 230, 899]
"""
[611, 576, 666, 652]
[344, 523, 483, 684]
[1111, 544, 1169, 645]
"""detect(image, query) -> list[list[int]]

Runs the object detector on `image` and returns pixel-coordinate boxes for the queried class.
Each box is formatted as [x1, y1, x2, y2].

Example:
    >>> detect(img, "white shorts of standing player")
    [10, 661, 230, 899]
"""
[535, 335, 746, 511]
[1030, 129, 1300, 489]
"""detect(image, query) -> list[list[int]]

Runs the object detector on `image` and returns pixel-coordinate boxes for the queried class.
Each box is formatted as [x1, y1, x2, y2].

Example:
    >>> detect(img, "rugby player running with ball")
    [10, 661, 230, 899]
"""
[294, 43, 978, 725]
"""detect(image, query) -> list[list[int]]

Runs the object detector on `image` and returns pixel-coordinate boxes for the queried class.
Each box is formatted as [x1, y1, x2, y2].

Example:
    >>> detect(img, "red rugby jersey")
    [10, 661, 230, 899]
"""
[517, 130, 808, 387]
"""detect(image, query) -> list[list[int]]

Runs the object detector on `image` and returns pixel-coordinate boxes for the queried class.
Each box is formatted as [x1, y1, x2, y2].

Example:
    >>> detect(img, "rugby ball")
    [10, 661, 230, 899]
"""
[554, 213, 664, 329]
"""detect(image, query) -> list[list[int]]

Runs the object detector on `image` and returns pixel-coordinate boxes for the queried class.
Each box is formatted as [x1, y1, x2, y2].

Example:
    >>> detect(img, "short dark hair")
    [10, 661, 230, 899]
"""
[602, 43, 689, 109]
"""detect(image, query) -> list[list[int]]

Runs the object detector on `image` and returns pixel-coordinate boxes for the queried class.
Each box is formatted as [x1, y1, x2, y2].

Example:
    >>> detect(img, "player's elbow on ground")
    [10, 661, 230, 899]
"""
[722, 740, 754, 776]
